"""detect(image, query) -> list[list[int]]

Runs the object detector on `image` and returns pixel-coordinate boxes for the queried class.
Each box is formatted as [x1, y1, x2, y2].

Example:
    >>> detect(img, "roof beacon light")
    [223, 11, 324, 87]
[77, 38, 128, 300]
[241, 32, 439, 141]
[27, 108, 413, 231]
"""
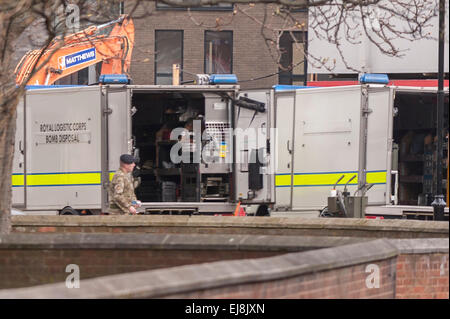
[209, 74, 238, 84]
[273, 85, 313, 92]
[359, 73, 389, 85]
[99, 74, 130, 84]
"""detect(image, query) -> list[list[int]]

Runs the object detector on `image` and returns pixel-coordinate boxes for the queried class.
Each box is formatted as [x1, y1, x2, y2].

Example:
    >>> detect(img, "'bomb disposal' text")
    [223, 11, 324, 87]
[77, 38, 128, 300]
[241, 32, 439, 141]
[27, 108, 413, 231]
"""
[40, 122, 88, 144]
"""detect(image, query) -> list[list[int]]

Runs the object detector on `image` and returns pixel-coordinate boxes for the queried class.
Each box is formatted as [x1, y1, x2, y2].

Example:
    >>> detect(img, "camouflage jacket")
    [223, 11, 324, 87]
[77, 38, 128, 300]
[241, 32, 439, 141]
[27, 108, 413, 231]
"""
[108, 169, 137, 214]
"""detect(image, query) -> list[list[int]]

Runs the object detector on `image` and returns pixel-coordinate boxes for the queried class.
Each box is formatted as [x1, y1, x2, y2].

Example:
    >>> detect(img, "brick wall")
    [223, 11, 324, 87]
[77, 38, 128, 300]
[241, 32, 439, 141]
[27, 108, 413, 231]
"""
[0, 238, 447, 299]
[126, 2, 308, 89]
[0, 248, 277, 289]
[396, 254, 449, 299]
[166, 258, 397, 299]
[1, 232, 362, 289]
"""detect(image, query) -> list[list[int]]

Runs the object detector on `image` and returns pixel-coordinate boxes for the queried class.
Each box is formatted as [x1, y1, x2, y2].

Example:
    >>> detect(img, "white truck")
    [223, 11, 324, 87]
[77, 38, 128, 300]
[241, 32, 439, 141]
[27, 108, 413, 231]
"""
[12, 80, 275, 215]
[270, 83, 449, 219]
[11, 78, 449, 219]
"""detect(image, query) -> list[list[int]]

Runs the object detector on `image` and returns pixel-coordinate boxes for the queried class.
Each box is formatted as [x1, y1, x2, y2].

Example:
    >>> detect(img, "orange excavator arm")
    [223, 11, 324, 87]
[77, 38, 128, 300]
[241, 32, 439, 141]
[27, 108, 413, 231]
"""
[15, 15, 134, 85]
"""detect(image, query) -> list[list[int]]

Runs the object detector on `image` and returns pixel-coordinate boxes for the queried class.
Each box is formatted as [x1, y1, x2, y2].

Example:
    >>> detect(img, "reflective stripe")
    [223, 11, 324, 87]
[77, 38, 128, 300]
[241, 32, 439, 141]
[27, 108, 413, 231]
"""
[366, 171, 387, 184]
[26, 172, 100, 186]
[12, 174, 24, 187]
[293, 172, 358, 187]
[275, 171, 386, 187]
[11, 171, 116, 187]
[275, 174, 291, 187]
[12, 170, 385, 187]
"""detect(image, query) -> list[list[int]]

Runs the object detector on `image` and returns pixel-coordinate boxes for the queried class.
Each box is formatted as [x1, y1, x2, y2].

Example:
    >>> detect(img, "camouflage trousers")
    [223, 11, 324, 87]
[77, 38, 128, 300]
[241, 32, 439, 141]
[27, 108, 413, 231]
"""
[108, 203, 128, 215]
[108, 208, 126, 215]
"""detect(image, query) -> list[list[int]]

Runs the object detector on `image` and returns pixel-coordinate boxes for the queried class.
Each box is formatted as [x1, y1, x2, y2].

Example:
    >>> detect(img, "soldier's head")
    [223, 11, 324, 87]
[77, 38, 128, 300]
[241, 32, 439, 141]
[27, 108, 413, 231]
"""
[119, 154, 136, 173]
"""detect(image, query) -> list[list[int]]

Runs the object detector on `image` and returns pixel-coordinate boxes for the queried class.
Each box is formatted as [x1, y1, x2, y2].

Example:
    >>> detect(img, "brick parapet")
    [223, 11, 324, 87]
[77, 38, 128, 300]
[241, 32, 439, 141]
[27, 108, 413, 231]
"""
[0, 238, 447, 298]
[11, 215, 449, 238]
[0, 232, 372, 251]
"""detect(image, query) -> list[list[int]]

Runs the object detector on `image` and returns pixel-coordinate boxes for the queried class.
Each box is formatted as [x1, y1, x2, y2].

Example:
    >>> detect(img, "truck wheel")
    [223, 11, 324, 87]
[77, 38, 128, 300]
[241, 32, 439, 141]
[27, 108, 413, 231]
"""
[255, 205, 270, 217]
[59, 207, 79, 215]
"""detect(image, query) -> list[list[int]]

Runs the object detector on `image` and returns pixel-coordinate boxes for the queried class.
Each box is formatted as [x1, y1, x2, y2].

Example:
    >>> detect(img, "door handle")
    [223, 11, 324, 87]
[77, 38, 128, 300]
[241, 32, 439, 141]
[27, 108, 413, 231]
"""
[391, 170, 398, 205]
[287, 140, 292, 154]
[19, 140, 24, 168]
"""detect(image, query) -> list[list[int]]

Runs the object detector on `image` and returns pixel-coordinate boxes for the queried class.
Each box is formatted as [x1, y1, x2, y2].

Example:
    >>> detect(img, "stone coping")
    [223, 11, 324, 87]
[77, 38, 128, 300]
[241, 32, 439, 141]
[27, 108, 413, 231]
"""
[389, 238, 449, 254]
[11, 215, 449, 234]
[0, 232, 373, 251]
[0, 238, 447, 299]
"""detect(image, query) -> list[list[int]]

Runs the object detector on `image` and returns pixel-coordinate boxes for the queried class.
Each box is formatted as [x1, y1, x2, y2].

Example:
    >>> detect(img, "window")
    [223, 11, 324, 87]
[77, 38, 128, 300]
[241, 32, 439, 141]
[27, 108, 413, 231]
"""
[54, 63, 102, 85]
[155, 30, 183, 85]
[156, 1, 233, 11]
[278, 32, 307, 85]
[204, 31, 233, 74]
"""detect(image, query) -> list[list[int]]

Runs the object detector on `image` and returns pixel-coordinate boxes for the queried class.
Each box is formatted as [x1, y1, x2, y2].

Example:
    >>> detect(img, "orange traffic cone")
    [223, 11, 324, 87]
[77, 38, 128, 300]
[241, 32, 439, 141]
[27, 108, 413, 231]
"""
[234, 202, 246, 216]
[234, 202, 241, 216]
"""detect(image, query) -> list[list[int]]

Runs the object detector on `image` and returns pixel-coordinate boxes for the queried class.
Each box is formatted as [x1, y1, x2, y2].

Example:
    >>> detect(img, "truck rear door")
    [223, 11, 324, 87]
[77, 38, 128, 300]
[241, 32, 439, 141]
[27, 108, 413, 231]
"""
[24, 86, 104, 211]
[235, 89, 275, 204]
[365, 86, 394, 205]
[273, 91, 295, 210]
[102, 87, 132, 210]
[12, 98, 25, 207]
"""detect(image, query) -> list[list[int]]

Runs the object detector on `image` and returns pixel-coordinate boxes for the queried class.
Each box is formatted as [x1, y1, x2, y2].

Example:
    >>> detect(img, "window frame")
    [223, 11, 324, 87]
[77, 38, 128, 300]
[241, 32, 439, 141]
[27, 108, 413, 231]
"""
[278, 31, 308, 86]
[154, 29, 184, 85]
[204, 30, 233, 74]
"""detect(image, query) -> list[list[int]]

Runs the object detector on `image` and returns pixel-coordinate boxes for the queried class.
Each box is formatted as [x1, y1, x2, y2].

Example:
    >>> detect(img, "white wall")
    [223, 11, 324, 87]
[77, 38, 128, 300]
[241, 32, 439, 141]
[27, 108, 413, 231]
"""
[308, 0, 449, 74]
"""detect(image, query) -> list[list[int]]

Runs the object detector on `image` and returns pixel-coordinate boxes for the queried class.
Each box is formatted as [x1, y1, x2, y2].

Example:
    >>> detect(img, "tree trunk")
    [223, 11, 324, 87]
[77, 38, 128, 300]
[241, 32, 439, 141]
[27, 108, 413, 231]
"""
[0, 101, 18, 234]
[0, 1, 36, 235]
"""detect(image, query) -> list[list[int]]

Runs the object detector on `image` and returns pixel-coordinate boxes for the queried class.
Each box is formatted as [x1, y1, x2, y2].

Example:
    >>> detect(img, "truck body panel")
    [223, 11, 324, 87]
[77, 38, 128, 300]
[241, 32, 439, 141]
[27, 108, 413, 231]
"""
[23, 86, 103, 210]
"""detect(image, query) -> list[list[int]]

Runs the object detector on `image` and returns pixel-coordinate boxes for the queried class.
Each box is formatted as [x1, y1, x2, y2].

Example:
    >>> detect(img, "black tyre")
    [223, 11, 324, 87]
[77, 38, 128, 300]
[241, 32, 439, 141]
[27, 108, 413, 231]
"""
[59, 206, 80, 215]
[255, 204, 270, 217]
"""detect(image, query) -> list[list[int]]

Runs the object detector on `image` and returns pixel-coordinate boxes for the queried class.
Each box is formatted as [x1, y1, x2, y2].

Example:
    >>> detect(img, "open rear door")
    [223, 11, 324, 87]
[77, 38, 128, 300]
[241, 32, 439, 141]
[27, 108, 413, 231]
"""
[235, 89, 275, 204]
[274, 91, 295, 210]
[24, 86, 103, 211]
[365, 86, 394, 205]
[102, 86, 132, 211]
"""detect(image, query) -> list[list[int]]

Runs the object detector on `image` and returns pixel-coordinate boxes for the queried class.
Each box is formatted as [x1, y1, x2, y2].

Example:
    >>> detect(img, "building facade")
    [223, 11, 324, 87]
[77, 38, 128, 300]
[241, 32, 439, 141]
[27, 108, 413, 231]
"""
[126, 1, 308, 89]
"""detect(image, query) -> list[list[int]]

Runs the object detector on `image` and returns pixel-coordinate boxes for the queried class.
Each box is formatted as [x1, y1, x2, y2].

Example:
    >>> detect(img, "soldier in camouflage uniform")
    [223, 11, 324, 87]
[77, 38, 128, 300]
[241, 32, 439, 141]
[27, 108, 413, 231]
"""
[108, 154, 139, 215]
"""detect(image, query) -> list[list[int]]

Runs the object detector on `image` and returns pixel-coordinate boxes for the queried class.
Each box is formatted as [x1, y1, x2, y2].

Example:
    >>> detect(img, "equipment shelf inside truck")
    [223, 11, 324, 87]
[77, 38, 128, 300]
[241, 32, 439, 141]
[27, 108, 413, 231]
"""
[131, 90, 232, 204]
[393, 91, 449, 207]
